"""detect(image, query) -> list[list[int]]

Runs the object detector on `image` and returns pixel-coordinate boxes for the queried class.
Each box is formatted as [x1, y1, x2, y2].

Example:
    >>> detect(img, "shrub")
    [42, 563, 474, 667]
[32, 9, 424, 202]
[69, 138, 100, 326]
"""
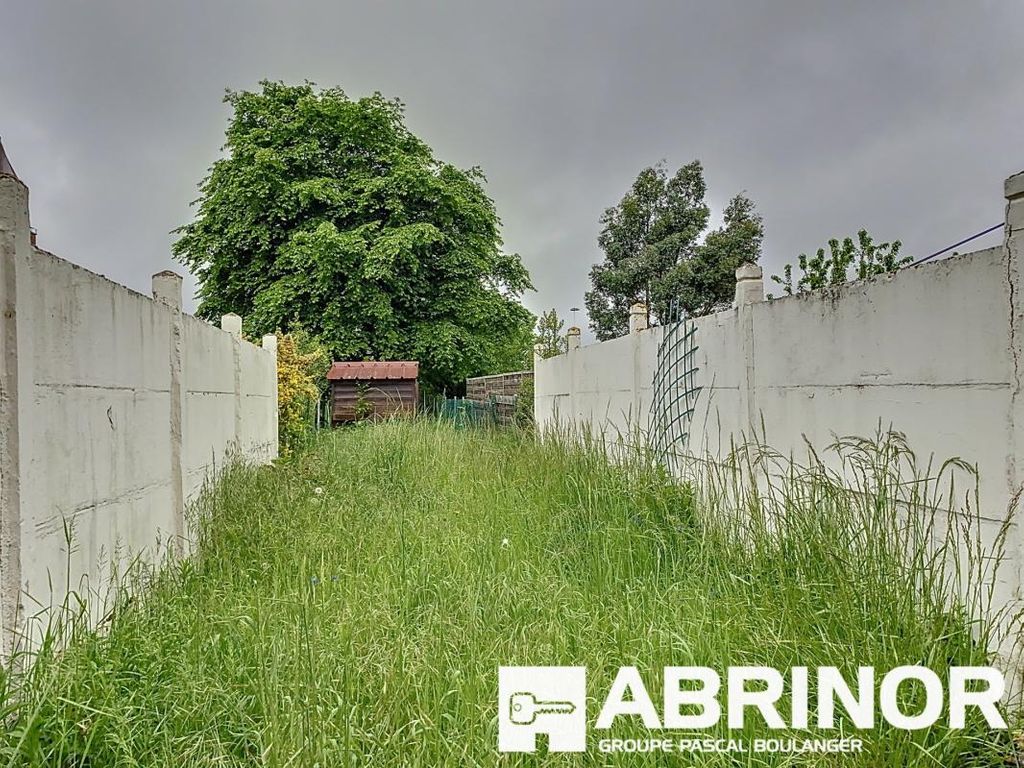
[770, 229, 911, 297]
[276, 330, 330, 454]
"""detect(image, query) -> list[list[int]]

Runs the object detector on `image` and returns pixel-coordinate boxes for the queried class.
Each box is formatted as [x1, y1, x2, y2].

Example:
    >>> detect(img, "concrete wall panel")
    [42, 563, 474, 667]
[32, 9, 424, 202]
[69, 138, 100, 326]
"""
[0, 173, 278, 653]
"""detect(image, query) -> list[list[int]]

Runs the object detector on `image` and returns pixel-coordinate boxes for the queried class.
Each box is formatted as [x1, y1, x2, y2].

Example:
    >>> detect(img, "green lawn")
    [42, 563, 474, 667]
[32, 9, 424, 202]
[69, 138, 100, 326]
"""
[0, 420, 1014, 765]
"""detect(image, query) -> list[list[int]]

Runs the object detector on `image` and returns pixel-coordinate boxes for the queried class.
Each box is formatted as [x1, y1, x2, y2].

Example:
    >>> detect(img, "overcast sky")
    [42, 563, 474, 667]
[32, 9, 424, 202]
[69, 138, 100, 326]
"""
[2, 2, 1022, 333]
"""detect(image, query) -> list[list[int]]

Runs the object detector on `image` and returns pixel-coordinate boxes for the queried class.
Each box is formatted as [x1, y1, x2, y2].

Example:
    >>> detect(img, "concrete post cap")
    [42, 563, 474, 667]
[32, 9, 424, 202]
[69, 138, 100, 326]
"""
[1007, 171, 1024, 201]
[566, 326, 581, 350]
[736, 262, 763, 281]
[151, 271, 184, 308]
[221, 313, 243, 337]
[629, 302, 647, 314]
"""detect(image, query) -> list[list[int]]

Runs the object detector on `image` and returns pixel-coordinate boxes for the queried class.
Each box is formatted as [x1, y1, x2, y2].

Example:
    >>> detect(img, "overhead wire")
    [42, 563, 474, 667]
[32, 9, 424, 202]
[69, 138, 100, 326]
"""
[909, 223, 1005, 267]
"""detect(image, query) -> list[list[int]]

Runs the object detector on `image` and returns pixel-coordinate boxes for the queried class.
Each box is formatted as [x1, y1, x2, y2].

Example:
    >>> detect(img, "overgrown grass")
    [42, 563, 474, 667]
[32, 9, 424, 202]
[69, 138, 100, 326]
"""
[0, 420, 1017, 765]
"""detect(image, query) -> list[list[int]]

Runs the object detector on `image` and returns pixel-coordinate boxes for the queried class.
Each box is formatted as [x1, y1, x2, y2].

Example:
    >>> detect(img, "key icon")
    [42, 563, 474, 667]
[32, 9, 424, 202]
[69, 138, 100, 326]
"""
[509, 692, 577, 725]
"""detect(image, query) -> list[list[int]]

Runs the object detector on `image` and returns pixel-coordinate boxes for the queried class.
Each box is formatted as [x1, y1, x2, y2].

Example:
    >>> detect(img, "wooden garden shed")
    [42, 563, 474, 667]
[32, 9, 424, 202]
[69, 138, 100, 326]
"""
[327, 361, 419, 424]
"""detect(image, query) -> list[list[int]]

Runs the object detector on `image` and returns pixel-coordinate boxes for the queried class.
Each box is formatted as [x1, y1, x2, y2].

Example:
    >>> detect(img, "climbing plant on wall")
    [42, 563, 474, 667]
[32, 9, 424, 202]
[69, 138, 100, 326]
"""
[770, 229, 911, 297]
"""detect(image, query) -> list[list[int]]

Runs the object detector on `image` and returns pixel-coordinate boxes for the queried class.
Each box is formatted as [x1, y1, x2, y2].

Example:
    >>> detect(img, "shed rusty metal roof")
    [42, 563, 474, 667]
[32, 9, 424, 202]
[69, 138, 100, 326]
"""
[327, 361, 419, 380]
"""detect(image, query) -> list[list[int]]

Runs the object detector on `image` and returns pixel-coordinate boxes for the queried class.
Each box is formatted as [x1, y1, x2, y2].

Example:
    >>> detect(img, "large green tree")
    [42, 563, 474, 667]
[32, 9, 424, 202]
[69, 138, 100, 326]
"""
[585, 161, 763, 339]
[173, 81, 535, 392]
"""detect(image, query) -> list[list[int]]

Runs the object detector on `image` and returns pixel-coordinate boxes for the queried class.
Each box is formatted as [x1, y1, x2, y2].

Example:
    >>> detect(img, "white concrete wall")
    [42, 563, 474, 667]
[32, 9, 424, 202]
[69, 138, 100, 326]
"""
[537, 244, 1018, 516]
[536, 200, 1022, 520]
[0, 172, 278, 653]
[748, 246, 1011, 510]
[181, 313, 242, 502]
[537, 171, 1024, 666]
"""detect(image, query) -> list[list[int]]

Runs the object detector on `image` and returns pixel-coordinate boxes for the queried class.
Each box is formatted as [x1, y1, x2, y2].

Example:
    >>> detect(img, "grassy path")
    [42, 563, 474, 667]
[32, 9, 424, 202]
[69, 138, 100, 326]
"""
[0, 421, 1011, 765]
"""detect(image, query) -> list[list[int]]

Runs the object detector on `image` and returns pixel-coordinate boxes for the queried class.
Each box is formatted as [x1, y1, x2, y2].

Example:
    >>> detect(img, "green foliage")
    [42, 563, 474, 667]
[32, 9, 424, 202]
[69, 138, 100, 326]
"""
[173, 81, 535, 392]
[770, 229, 911, 297]
[275, 329, 330, 454]
[534, 308, 567, 358]
[586, 161, 763, 339]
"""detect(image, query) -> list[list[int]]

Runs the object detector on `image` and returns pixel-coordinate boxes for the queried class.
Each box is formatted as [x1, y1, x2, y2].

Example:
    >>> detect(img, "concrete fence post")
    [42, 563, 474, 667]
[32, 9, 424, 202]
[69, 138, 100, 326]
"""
[566, 327, 581, 424]
[220, 314, 244, 451]
[1003, 171, 1024, 619]
[735, 263, 763, 437]
[629, 303, 648, 429]
[532, 344, 545, 430]
[1006, 171, 1024, 450]
[220, 313, 242, 338]
[629, 303, 648, 333]
[0, 165, 30, 658]
[262, 334, 279, 460]
[533, 342, 544, 368]
[566, 326, 581, 351]
[734, 262, 765, 307]
[152, 271, 185, 548]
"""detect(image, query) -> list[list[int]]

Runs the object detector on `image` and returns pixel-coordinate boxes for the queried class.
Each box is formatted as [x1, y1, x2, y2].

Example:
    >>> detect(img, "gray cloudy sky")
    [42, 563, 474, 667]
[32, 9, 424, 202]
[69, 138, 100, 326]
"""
[2, 2, 1022, 331]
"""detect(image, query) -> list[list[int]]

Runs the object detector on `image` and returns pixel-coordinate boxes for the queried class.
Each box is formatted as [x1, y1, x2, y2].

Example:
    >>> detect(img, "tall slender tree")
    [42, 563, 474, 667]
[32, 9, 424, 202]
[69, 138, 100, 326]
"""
[657, 192, 764, 317]
[585, 161, 763, 339]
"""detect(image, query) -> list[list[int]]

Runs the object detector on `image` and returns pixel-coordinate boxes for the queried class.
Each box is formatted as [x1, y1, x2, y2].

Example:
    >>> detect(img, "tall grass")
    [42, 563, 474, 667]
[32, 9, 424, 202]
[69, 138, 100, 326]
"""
[0, 419, 1017, 766]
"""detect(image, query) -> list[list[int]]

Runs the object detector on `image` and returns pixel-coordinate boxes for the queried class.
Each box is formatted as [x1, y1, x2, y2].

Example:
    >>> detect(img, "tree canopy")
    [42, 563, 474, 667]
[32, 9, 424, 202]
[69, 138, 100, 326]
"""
[173, 81, 535, 392]
[585, 161, 763, 339]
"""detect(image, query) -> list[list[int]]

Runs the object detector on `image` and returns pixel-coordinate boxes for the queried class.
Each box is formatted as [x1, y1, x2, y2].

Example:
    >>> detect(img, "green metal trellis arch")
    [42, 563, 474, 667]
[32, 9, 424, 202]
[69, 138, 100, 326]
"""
[650, 300, 702, 474]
